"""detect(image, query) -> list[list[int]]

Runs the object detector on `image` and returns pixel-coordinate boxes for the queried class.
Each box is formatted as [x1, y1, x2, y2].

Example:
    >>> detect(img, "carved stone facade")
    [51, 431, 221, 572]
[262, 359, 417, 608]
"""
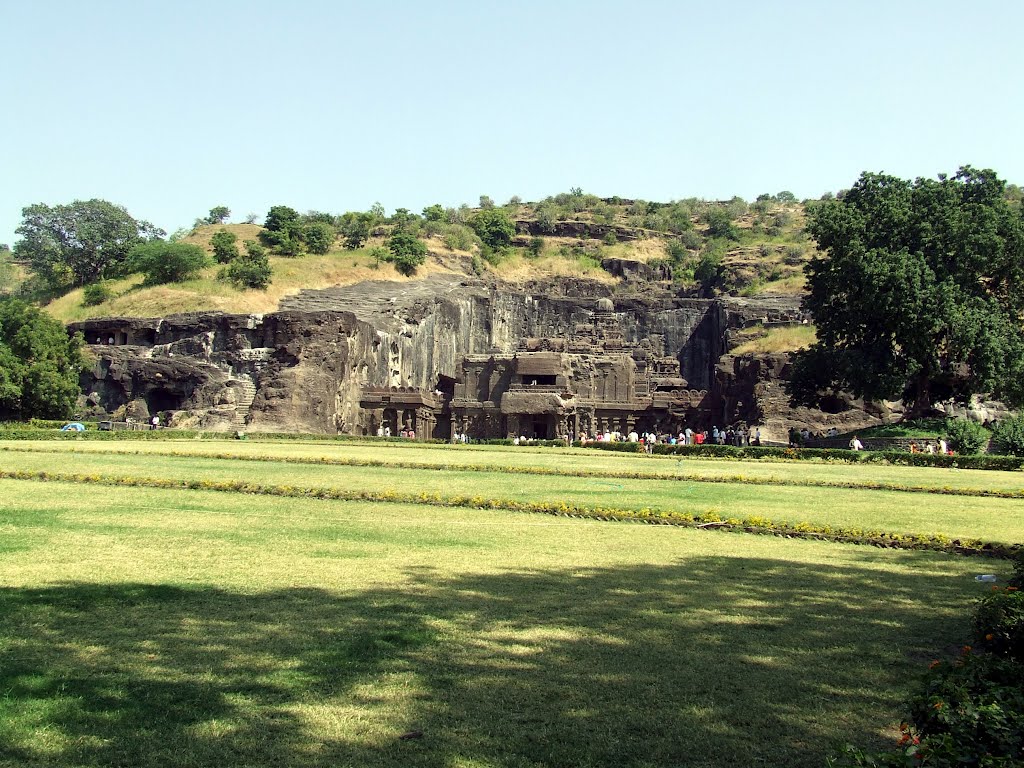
[67, 276, 885, 442]
[445, 299, 710, 440]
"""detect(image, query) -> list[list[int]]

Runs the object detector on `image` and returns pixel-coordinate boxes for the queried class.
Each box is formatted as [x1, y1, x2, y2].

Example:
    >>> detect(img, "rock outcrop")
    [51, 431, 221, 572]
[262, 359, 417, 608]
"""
[69, 275, 884, 440]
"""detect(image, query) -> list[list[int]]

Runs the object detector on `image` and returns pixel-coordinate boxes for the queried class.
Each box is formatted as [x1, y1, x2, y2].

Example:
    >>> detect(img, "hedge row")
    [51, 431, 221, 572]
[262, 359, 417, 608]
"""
[6, 444, 1023, 500]
[581, 441, 1024, 471]
[1, 468, 1018, 559]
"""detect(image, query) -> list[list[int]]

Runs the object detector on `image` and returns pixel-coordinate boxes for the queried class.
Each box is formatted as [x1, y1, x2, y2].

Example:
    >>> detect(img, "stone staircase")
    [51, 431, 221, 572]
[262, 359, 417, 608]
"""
[232, 377, 258, 427]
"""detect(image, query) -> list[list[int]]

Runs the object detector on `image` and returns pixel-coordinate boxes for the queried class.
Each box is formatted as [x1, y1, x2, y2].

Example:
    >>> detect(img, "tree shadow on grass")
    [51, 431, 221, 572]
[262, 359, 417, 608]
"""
[0, 554, 973, 768]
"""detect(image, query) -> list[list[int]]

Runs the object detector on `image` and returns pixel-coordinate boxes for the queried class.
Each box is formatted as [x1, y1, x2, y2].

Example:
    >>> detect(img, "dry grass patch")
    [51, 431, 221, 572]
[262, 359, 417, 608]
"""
[731, 324, 817, 354]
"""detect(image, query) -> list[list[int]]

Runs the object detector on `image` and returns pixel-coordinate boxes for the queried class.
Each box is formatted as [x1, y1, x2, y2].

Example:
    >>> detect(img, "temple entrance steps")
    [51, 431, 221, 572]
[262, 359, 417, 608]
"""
[231, 377, 258, 426]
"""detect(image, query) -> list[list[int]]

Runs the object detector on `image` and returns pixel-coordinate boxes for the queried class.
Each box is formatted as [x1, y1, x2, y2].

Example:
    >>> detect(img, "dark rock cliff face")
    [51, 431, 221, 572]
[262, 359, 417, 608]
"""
[68, 275, 884, 439]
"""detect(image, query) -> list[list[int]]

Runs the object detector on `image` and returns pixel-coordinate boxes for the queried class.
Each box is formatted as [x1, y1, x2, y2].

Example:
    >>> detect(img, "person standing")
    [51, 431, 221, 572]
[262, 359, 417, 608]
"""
[849, 435, 864, 451]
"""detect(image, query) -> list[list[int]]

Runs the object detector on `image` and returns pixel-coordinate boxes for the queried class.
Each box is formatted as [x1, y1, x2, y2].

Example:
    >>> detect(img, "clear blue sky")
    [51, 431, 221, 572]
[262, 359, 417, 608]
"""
[2, 0, 1021, 245]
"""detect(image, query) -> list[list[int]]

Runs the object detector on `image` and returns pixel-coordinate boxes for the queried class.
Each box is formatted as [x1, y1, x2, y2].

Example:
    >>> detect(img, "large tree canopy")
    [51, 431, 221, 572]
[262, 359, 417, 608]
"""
[0, 298, 84, 420]
[789, 167, 1024, 417]
[14, 200, 163, 289]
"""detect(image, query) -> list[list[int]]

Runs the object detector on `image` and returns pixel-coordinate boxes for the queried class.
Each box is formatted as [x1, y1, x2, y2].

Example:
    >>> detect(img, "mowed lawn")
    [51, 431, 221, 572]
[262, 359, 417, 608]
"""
[11, 438, 1024, 494]
[0, 441, 1018, 768]
[2, 442, 1024, 542]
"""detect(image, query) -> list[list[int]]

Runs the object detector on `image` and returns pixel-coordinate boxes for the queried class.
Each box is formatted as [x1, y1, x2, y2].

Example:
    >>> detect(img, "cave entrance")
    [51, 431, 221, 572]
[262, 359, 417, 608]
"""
[529, 416, 554, 440]
[147, 389, 183, 414]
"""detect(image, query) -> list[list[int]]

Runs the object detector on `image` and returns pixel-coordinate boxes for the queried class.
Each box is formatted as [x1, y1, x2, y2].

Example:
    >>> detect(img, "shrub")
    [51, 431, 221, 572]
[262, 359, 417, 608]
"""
[945, 418, 990, 455]
[223, 240, 271, 289]
[991, 414, 1024, 456]
[303, 221, 335, 255]
[909, 652, 1024, 764]
[680, 230, 702, 250]
[974, 587, 1024, 659]
[469, 208, 515, 250]
[210, 230, 239, 264]
[528, 236, 544, 257]
[534, 203, 558, 233]
[385, 231, 427, 276]
[442, 224, 478, 252]
[82, 282, 113, 306]
[128, 241, 208, 284]
[702, 206, 738, 240]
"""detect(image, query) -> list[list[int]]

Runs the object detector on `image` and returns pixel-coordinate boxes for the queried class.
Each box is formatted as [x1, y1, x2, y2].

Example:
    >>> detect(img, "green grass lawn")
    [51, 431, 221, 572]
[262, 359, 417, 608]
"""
[2, 442, 1023, 542]
[0, 443, 1016, 767]
[10, 438, 1024, 494]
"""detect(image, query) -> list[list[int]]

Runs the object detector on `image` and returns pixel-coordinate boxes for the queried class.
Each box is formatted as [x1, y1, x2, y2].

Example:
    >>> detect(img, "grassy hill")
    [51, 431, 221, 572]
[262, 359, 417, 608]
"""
[41, 194, 816, 331]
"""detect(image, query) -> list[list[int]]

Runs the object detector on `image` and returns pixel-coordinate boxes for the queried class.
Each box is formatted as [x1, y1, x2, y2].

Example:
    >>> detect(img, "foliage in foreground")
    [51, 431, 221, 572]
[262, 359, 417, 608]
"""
[831, 555, 1024, 766]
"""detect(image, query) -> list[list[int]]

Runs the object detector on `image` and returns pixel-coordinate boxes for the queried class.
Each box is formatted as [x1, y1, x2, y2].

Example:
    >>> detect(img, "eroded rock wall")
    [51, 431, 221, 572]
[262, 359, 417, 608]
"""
[70, 276, 748, 434]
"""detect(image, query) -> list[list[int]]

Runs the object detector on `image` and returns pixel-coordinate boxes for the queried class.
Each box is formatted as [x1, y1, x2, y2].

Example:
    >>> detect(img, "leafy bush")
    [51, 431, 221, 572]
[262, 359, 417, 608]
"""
[534, 203, 558, 233]
[974, 586, 1024, 659]
[906, 652, 1024, 766]
[469, 209, 515, 250]
[128, 241, 208, 284]
[82, 282, 113, 306]
[222, 240, 271, 289]
[385, 231, 427, 276]
[210, 230, 239, 264]
[991, 414, 1024, 456]
[665, 239, 690, 266]
[702, 206, 738, 240]
[442, 225, 478, 252]
[945, 418, 990, 455]
[303, 221, 335, 255]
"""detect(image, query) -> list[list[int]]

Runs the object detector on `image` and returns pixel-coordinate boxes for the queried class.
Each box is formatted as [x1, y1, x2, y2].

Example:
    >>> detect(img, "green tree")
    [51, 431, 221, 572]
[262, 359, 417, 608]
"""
[303, 221, 335, 255]
[701, 206, 738, 240]
[205, 206, 230, 224]
[340, 212, 373, 250]
[223, 241, 272, 289]
[422, 204, 446, 222]
[128, 241, 209, 284]
[14, 200, 163, 289]
[789, 167, 1024, 418]
[385, 231, 428, 276]
[260, 205, 303, 254]
[0, 297, 84, 420]
[469, 208, 515, 250]
[210, 230, 239, 264]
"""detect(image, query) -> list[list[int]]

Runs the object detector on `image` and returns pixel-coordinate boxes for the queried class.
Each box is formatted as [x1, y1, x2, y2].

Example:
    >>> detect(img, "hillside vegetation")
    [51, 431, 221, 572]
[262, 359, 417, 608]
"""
[35, 192, 814, 324]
